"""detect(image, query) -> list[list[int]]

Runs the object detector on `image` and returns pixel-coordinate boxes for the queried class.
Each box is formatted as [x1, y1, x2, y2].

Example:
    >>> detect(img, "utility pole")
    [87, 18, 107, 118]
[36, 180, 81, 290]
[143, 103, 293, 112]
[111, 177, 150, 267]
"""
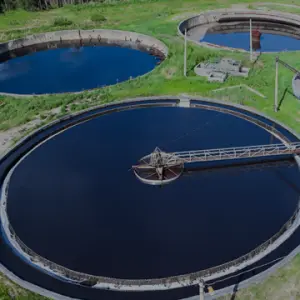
[184, 28, 187, 77]
[249, 18, 253, 62]
[199, 280, 205, 300]
[275, 56, 279, 112]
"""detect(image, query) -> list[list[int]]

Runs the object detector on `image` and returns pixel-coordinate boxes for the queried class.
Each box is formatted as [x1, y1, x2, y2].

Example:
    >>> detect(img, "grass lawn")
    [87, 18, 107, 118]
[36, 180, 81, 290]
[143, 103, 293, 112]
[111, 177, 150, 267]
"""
[0, 271, 47, 299]
[0, 0, 300, 299]
[218, 254, 300, 300]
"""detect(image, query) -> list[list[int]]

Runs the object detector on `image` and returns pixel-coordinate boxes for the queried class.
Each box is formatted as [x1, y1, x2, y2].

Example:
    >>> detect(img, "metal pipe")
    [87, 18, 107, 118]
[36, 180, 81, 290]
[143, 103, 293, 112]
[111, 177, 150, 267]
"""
[275, 57, 279, 112]
[199, 281, 205, 300]
[184, 28, 187, 77]
[250, 18, 253, 61]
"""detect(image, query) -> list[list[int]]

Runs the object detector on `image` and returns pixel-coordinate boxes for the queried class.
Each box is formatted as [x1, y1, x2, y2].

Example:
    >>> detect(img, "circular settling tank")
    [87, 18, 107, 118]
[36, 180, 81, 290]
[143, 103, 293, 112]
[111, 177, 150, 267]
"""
[179, 9, 300, 52]
[0, 42, 161, 94]
[3, 101, 300, 282]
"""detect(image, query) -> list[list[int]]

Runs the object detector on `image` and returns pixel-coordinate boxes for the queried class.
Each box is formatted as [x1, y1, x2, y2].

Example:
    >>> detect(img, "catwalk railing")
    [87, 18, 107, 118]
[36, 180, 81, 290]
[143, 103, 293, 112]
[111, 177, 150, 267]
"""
[143, 143, 300, 168]
[172, 142, 300, 164]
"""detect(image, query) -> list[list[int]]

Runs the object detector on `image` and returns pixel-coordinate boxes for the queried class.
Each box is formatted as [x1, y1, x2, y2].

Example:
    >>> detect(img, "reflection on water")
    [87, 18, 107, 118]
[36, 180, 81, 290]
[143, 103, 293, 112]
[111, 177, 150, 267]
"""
[0, 60, 30, 81]
[59, 47, 86, 66]
[0, 45, 160, 94]
[201, 32, 300, 52]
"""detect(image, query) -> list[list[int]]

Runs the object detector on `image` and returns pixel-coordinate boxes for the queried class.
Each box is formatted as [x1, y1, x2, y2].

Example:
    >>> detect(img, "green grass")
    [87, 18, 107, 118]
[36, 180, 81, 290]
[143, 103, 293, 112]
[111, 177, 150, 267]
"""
[218, 254, 300, 300]
[52, 17, 73, 26]
[0, 0, 300, 298]
[258, 3, 300, 15]
[0, 272, 48, 299]
[90, 13, 106, 23]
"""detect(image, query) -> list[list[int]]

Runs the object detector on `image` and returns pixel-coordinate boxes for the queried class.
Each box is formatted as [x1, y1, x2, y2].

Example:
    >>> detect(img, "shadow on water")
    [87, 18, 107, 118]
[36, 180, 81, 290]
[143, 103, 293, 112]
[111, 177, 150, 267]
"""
[274, 170, 300, 195]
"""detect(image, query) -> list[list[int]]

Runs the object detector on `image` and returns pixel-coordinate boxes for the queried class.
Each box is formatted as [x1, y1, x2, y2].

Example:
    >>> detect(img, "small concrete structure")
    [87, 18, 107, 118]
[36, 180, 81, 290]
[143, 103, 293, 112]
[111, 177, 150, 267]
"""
[179, 97, 191, 107]
[292, 73, 300, 100]
[194, 58, 249, 82]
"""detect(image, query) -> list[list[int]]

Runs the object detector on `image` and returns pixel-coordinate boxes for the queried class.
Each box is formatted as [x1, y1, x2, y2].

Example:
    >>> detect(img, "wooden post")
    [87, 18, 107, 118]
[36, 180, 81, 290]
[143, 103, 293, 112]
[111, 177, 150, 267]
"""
[199, 280, 205, 300]
[184, 28, 187, 77]
[250, 18, 253, 62]
[275, 57, 279, 112]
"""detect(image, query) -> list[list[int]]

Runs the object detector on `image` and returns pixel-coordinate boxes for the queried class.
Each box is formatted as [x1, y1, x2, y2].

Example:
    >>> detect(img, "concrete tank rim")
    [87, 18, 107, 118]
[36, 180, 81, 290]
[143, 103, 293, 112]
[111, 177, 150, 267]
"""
[1, 95, 300, 294]
[0, 29, 168, 97]
[177, 8, 300, 53]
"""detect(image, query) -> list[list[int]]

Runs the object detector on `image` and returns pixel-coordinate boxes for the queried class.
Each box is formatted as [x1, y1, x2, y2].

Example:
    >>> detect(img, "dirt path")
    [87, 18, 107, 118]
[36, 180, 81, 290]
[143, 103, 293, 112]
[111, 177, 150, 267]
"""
[0, 119, 42, 156]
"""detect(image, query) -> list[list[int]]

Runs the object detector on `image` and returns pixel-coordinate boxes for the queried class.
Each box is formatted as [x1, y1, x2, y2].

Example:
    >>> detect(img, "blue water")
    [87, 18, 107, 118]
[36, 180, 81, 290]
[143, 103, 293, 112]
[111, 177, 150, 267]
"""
[6, 106, 300, 280]
[0, 46, 159, 94]
[201, 32, 300, 52]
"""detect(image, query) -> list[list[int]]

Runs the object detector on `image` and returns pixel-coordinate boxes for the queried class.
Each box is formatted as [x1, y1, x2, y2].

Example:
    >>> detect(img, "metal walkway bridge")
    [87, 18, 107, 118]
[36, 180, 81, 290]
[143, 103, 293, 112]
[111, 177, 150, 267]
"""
[133, 142, 300, 185]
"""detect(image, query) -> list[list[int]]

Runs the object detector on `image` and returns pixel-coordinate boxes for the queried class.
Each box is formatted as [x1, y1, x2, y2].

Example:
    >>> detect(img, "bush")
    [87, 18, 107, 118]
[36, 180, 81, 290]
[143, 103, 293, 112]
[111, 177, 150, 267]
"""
[9, 19, 21, 25]
[90, 13, 106, 23]
[53, 17, 73, 27]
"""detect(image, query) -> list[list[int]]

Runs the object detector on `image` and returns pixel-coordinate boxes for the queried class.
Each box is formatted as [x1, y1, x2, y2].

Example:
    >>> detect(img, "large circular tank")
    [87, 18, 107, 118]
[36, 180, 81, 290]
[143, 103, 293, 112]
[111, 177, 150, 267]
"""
[0, 98, 300, 300]
[0, 30, 167, 95]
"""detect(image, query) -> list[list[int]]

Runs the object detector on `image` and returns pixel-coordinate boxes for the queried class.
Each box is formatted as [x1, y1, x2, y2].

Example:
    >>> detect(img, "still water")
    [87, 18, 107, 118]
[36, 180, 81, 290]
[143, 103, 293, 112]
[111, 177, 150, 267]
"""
[0, 45, 160, 94]
[6, 106, 300, 280]
[201, 32, 300, 52]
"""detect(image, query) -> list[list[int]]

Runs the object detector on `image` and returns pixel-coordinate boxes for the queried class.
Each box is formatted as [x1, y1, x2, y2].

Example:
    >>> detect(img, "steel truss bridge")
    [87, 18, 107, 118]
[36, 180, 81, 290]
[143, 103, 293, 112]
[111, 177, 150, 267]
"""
[133, 142, 300, 185]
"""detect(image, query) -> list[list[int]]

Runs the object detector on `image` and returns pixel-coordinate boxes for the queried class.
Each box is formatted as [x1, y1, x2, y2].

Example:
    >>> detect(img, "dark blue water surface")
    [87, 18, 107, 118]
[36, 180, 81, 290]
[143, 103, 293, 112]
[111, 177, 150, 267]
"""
[201, 32, 300, 52]
[0, 45, 159, 94]
[6, 106, 300, 280]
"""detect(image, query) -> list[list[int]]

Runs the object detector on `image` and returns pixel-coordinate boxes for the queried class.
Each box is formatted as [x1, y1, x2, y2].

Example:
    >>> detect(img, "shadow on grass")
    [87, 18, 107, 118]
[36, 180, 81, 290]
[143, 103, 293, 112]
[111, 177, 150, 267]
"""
[230, 282, 239, 300]
[278, 88, 296, 111]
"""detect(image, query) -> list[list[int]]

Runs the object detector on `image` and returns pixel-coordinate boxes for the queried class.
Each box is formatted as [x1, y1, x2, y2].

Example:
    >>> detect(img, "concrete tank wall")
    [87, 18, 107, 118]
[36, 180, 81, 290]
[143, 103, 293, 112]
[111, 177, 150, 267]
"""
[178, 9, 300, 52]
[0, 29, 168, 57]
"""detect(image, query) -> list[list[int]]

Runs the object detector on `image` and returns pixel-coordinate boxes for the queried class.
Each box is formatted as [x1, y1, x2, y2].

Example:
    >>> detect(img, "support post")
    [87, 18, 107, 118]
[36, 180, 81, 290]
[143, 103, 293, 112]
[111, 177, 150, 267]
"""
[275, 56, 279, 112]
[199, 280, 205, 300]
[250, 18, 253, 62]
[184, 28, 187, 77]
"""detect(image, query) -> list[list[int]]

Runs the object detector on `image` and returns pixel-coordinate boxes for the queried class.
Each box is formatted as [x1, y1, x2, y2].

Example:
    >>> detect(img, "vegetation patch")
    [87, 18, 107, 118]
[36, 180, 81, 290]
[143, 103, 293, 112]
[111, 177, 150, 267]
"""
[52, 17, 73, 26]
[90, 13, 106, 23]
[218, 254, 300, 300]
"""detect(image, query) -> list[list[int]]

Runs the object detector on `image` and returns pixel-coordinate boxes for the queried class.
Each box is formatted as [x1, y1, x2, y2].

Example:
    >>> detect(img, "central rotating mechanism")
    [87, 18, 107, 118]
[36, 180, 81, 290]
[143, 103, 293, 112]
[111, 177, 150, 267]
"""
[132, 143, 300, 185]
[132, 147, 184, 185]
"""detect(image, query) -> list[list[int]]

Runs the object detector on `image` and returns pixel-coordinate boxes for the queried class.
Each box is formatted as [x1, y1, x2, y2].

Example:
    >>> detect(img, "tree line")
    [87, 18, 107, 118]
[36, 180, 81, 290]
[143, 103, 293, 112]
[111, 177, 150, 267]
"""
[0, 0, 111, 12]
